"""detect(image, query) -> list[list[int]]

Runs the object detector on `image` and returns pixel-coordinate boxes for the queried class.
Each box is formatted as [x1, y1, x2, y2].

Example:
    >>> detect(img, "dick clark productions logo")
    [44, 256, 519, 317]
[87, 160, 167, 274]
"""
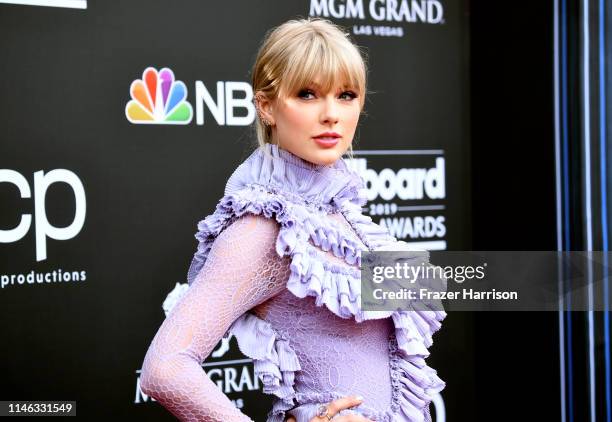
[125, 67, 193, 125]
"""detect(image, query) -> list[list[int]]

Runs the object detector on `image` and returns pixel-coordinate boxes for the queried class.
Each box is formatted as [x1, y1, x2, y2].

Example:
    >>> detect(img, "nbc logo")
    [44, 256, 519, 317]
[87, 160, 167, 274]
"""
[125, 67, 193, 125]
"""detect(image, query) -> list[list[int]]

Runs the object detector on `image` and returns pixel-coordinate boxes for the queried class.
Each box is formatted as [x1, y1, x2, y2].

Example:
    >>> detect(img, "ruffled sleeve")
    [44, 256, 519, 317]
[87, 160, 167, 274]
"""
[229, 312, 302, 422]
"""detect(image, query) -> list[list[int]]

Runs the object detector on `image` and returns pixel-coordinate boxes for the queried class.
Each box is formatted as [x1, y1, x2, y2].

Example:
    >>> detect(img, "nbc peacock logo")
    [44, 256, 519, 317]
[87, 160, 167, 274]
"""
[125, 67, 193, 125]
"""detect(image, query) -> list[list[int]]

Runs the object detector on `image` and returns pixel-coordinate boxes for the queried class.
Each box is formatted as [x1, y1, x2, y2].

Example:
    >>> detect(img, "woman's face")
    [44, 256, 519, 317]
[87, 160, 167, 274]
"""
[259, 79, 362, 166]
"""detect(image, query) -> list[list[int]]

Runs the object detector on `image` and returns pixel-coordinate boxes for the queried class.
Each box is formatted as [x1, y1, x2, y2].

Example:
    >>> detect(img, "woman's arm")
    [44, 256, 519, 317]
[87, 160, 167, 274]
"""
[139, 214, 290, 422]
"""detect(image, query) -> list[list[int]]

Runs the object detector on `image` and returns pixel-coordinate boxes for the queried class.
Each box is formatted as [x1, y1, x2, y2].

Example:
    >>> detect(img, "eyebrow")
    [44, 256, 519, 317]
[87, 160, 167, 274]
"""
[309, 81, 353, 89]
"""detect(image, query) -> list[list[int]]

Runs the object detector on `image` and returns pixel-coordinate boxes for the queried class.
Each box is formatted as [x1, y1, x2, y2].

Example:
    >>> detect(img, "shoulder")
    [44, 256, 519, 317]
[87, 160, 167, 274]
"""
[221, 214, 281, 238]
[209, 214, 282, 260]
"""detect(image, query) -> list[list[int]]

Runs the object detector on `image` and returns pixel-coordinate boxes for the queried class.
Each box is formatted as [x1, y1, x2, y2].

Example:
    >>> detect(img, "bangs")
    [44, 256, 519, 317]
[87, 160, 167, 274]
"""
[277, 33, 365, 101]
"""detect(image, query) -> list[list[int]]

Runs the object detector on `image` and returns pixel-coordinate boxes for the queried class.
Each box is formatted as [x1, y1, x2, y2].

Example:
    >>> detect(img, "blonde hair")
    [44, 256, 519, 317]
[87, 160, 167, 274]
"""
[251, 17, 369, 160]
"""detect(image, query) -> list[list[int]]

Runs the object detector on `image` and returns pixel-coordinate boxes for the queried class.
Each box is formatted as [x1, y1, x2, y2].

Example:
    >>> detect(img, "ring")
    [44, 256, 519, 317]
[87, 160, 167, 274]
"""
[316, 404, 333, 421]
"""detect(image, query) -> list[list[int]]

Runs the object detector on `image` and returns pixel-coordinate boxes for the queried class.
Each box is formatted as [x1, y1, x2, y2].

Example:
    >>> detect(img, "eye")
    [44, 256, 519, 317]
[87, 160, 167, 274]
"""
[298, 89, 315, 99]
[340, 91, 358, 101]
[297, 89, 358, 101]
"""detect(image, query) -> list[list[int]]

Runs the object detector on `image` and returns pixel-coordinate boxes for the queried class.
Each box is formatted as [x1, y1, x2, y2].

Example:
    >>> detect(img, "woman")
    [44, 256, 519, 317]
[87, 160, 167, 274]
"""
[139, 17, 446, 422]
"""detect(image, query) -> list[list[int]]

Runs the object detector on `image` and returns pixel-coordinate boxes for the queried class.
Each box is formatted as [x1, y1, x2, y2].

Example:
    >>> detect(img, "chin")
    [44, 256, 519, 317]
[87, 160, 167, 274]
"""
[307, 150, 344, 166]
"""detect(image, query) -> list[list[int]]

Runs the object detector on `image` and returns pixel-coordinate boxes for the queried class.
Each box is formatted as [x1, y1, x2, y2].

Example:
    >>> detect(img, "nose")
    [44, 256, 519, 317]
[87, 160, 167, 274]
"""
[320, 95, 339, 125]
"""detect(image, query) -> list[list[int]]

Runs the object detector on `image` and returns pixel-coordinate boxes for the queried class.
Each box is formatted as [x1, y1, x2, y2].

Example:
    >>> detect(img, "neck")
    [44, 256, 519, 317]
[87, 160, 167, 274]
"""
[223, 142, 366, 209]
[268, 143, 341, 170]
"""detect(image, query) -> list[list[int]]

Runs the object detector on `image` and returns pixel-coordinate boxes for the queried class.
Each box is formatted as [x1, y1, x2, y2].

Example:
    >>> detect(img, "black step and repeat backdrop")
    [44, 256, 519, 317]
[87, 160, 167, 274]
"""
[0, 1, 472, 420]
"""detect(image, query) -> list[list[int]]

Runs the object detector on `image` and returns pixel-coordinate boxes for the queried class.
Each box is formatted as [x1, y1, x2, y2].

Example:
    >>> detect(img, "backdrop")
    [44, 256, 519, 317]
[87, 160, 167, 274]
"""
[0, 1, 471, 420]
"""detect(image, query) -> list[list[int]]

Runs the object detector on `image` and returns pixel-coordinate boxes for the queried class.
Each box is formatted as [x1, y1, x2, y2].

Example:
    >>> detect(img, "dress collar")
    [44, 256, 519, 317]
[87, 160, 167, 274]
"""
[224, 143, 366, 209]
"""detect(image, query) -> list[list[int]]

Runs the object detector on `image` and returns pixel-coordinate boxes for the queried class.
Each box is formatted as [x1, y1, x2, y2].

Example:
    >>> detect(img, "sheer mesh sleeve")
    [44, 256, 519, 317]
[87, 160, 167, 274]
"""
[139, 214, 291, 422]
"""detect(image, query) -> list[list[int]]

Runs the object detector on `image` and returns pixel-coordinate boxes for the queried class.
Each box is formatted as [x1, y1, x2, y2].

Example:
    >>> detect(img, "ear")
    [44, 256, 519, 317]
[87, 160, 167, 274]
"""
[254, 91, 275, 126]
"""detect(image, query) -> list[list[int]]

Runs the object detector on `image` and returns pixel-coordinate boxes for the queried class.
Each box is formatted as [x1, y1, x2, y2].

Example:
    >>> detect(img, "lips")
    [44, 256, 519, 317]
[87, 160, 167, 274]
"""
[313, 137, 339, 148]
[313, 132, 341, 148]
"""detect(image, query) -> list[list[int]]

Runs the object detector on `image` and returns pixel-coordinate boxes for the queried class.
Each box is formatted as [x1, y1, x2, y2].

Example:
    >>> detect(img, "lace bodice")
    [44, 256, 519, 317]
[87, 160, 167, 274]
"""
[140, 144, 446, 422]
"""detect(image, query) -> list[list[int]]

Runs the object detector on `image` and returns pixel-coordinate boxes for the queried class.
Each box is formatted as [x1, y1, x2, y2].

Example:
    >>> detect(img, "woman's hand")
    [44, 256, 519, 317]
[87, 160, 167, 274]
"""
[284, 395, 373, 422]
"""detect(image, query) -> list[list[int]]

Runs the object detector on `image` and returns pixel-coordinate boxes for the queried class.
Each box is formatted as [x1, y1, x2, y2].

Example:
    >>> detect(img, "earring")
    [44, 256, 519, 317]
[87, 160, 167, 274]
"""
[254, 95, 272, 126]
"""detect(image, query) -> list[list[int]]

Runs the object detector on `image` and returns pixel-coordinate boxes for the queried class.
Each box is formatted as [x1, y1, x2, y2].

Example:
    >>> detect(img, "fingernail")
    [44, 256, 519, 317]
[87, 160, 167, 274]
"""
[355, 395, 364, 401]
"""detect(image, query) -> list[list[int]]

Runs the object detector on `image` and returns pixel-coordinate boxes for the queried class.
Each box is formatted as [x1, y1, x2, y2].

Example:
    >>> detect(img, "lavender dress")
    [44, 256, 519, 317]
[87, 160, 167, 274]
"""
[139, 143, 446, 422]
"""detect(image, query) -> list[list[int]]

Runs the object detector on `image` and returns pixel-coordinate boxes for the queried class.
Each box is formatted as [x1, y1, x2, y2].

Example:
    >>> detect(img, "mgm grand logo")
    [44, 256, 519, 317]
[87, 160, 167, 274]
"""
[309, 0, 445, 24]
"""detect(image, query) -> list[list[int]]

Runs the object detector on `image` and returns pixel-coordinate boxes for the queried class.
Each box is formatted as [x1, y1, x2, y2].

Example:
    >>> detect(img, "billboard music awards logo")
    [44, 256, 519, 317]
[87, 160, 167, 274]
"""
[346, 150, 447, 250]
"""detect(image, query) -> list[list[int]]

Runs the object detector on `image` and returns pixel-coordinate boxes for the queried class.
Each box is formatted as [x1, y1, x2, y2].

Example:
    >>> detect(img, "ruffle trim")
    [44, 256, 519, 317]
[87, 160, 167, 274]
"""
[225, 143, 367, 209]
[187, 182, 447, 349]
[187, 184, 365, 286]
[340, 201, 448, 357]
[186, 185, 295, 285]
[339, 200, 397, 251]
[387, 333, 445, 422]
[229, 312, 301, 422]
[392, 309, 446, 358]
[285, 238, 365, 320]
